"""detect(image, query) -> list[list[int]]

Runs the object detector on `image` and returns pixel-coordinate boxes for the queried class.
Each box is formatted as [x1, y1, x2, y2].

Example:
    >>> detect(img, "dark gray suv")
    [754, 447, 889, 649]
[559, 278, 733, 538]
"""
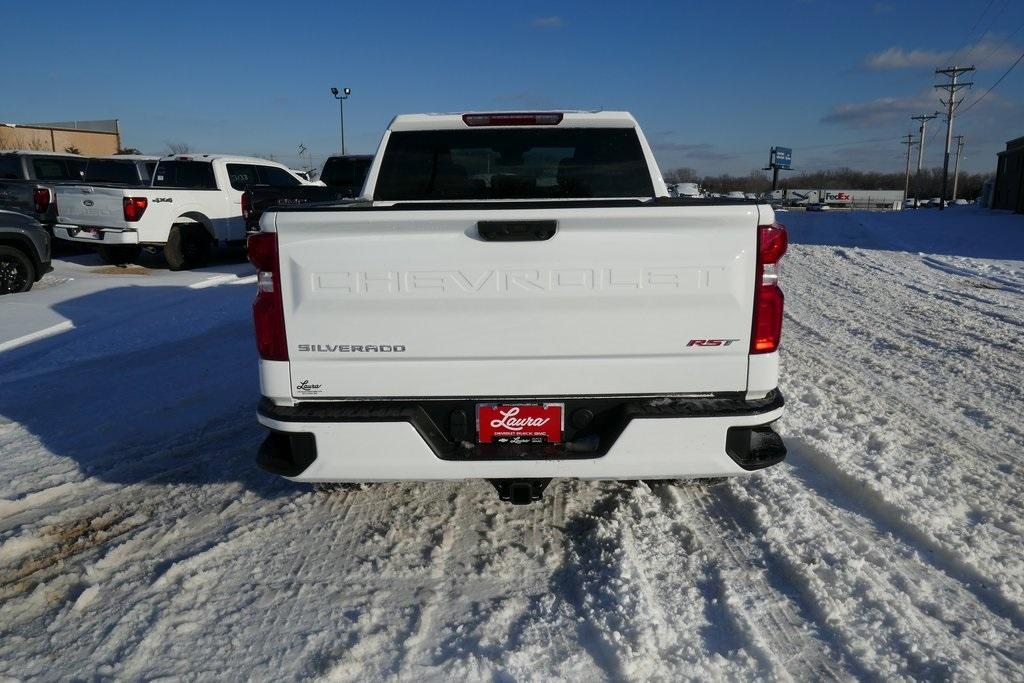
[0, 210, 51, 294]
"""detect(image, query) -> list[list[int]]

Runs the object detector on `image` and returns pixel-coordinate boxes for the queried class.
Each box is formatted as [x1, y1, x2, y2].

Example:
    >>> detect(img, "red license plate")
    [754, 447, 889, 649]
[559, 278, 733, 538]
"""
[477, 403, 564, 444]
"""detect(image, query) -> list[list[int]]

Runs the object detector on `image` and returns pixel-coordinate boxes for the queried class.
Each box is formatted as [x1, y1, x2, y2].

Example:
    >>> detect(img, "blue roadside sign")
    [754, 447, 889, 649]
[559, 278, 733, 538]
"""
[773, 147, 792, 169]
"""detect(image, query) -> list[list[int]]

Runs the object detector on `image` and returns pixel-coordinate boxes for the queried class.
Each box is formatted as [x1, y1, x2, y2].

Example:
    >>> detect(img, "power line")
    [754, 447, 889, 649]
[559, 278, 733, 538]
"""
[950, 0, 998, 64]
[729, 136, 899, 157]
[960, 0, 1011, 63]
[970, 16, 1024, 67]
[959, 48, 1024, 113]
[797, 136, 899, 151]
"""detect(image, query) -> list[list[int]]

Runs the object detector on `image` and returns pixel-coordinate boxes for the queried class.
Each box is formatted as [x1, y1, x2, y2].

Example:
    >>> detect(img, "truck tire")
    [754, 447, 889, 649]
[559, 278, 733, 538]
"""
[96, 244, 141, 265]
[164, 223, 211, 271]
[0, 245, 36, 294]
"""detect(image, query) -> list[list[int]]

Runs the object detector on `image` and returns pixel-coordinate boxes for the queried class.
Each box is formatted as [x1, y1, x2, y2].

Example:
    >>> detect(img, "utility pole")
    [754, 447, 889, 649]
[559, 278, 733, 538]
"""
[952, 135, 965, 201]
[934, 65, 974, 210]
[910, 113, 938, 207]
[901, 134, 916, 205]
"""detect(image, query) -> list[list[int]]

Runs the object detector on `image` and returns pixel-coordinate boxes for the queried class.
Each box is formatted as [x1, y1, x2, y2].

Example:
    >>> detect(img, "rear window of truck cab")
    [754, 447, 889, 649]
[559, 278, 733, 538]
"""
[321, 156, 372, 194]
[153, 161, 217, 189]
[32, 157, 85, 181]
[84, 159, 140, 185]
[374, 128, 654, 201]
[0, 155, 21, 179]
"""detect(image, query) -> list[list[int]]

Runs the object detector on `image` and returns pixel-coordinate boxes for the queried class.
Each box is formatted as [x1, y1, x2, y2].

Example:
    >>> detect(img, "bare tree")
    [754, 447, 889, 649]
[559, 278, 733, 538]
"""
[664, 167, 698, 183]
[166, 141, 191, 154]
[696, 167, 990, 200]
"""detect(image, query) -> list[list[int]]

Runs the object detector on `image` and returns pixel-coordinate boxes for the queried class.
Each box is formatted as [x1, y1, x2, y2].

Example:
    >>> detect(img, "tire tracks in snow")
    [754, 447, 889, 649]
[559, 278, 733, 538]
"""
[657, 481, 857, 681]
[720, 463, 1024, 679]
[781, 241, 1024, 589]
[395, 487, 467, 679]
[546, 481, 836, 681]
[786, 440, 1024, 632]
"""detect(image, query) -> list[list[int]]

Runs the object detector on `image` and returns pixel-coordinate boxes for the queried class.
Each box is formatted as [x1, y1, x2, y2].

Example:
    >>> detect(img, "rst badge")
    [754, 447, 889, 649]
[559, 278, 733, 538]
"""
[687, 338, 740, 347]
[477, 404, 564, 444]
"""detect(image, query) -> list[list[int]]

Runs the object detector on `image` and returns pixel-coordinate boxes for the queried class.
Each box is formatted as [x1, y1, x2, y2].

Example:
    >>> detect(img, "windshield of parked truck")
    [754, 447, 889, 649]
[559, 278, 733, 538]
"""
[152, 161, 217, 189]
[374, 128, 654, 200]
[83, 159, 140, 185]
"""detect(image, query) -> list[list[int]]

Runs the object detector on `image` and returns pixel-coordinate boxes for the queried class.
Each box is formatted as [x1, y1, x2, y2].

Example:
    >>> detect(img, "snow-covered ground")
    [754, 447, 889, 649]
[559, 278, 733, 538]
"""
[1, 209, 1022, 681]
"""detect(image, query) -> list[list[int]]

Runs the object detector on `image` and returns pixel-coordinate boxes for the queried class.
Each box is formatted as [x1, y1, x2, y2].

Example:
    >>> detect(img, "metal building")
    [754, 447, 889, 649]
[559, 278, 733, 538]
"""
[993, 136, 1024, 213]
[0, 119, 121, 155]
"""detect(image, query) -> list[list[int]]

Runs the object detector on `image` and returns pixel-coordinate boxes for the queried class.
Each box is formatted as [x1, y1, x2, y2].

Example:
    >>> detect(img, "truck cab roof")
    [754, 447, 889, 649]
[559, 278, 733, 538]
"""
[388, 111, 639, 131]
[89, 154, 161, 161]
[0, 150, 85, 159]
[157, 154, 292, 166]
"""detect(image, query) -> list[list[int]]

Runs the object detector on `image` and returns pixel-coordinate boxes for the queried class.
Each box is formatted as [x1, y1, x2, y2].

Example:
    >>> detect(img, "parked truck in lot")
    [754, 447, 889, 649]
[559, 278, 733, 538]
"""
[319, 154, 373, 197]
[82, 155, 160, 186]
[0, 151, 87, 226]
[242, 185, 359, 232]
[54, 154, 312, 268]
[249, 111, 788, 504]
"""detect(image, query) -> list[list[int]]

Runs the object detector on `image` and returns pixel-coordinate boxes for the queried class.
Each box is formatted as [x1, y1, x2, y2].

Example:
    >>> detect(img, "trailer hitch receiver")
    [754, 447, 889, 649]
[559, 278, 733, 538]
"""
[489, 478, 551, 505]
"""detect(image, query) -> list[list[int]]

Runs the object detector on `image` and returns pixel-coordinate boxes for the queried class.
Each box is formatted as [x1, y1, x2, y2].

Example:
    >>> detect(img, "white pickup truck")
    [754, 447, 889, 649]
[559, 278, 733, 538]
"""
[250, 111, 788, 504]
[54, 154, 311, 269]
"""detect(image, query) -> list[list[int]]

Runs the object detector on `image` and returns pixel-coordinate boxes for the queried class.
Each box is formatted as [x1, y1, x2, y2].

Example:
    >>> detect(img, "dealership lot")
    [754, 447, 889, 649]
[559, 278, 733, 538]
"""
[0, 209, 1022, 679]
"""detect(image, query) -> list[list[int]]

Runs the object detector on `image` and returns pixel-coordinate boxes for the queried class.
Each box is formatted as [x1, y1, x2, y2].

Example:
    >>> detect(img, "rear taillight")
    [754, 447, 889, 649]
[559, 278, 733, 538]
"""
[248, 232, 288, 361]
[123, 197, 148, 222]
[238, 188, 258, 231]
[751, 222, 788, 354]
[33, 187, 51, 214]
[462, 112, 563, 126]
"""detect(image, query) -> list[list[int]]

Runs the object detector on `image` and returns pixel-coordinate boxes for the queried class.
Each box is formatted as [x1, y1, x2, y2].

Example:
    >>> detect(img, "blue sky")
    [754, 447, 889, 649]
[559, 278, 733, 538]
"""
[2, 0, 1023, 175]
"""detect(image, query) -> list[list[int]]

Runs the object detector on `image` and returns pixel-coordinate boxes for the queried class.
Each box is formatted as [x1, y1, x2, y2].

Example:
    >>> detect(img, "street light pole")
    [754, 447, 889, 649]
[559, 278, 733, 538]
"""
[330, 87, 351, 154]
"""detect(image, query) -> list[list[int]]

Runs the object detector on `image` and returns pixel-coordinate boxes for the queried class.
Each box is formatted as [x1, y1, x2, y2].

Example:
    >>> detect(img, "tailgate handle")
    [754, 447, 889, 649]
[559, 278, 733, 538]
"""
[477, 220, 556, 242]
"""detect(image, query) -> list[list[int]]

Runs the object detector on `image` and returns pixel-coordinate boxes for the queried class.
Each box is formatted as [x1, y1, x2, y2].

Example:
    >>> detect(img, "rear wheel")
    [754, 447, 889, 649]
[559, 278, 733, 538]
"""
[96, 244, 141, 265]
[0, 245, 35, 294]
[164, 223, 211, 271]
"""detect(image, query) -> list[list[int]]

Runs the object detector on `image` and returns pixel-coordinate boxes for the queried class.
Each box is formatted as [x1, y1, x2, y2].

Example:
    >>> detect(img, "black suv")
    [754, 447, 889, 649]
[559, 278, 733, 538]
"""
[0, 210, 51, 294]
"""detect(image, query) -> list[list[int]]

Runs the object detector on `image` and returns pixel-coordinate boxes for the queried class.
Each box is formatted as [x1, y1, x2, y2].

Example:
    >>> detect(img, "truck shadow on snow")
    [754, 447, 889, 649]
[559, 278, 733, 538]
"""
[55, 244, 250, 271]
[0, 281, 291, 499]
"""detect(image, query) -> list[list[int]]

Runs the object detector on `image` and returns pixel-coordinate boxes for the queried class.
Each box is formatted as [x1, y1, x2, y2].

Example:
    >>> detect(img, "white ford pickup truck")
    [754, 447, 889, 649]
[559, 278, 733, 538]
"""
[54, 154, 311, 269]
[250, 111, 788, 504]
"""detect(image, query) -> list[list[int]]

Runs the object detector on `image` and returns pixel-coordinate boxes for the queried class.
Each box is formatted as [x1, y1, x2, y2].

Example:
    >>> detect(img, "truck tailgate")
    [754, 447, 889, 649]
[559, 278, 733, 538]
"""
[56, 185, 128, 229]
[275, 204, 763, 398]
